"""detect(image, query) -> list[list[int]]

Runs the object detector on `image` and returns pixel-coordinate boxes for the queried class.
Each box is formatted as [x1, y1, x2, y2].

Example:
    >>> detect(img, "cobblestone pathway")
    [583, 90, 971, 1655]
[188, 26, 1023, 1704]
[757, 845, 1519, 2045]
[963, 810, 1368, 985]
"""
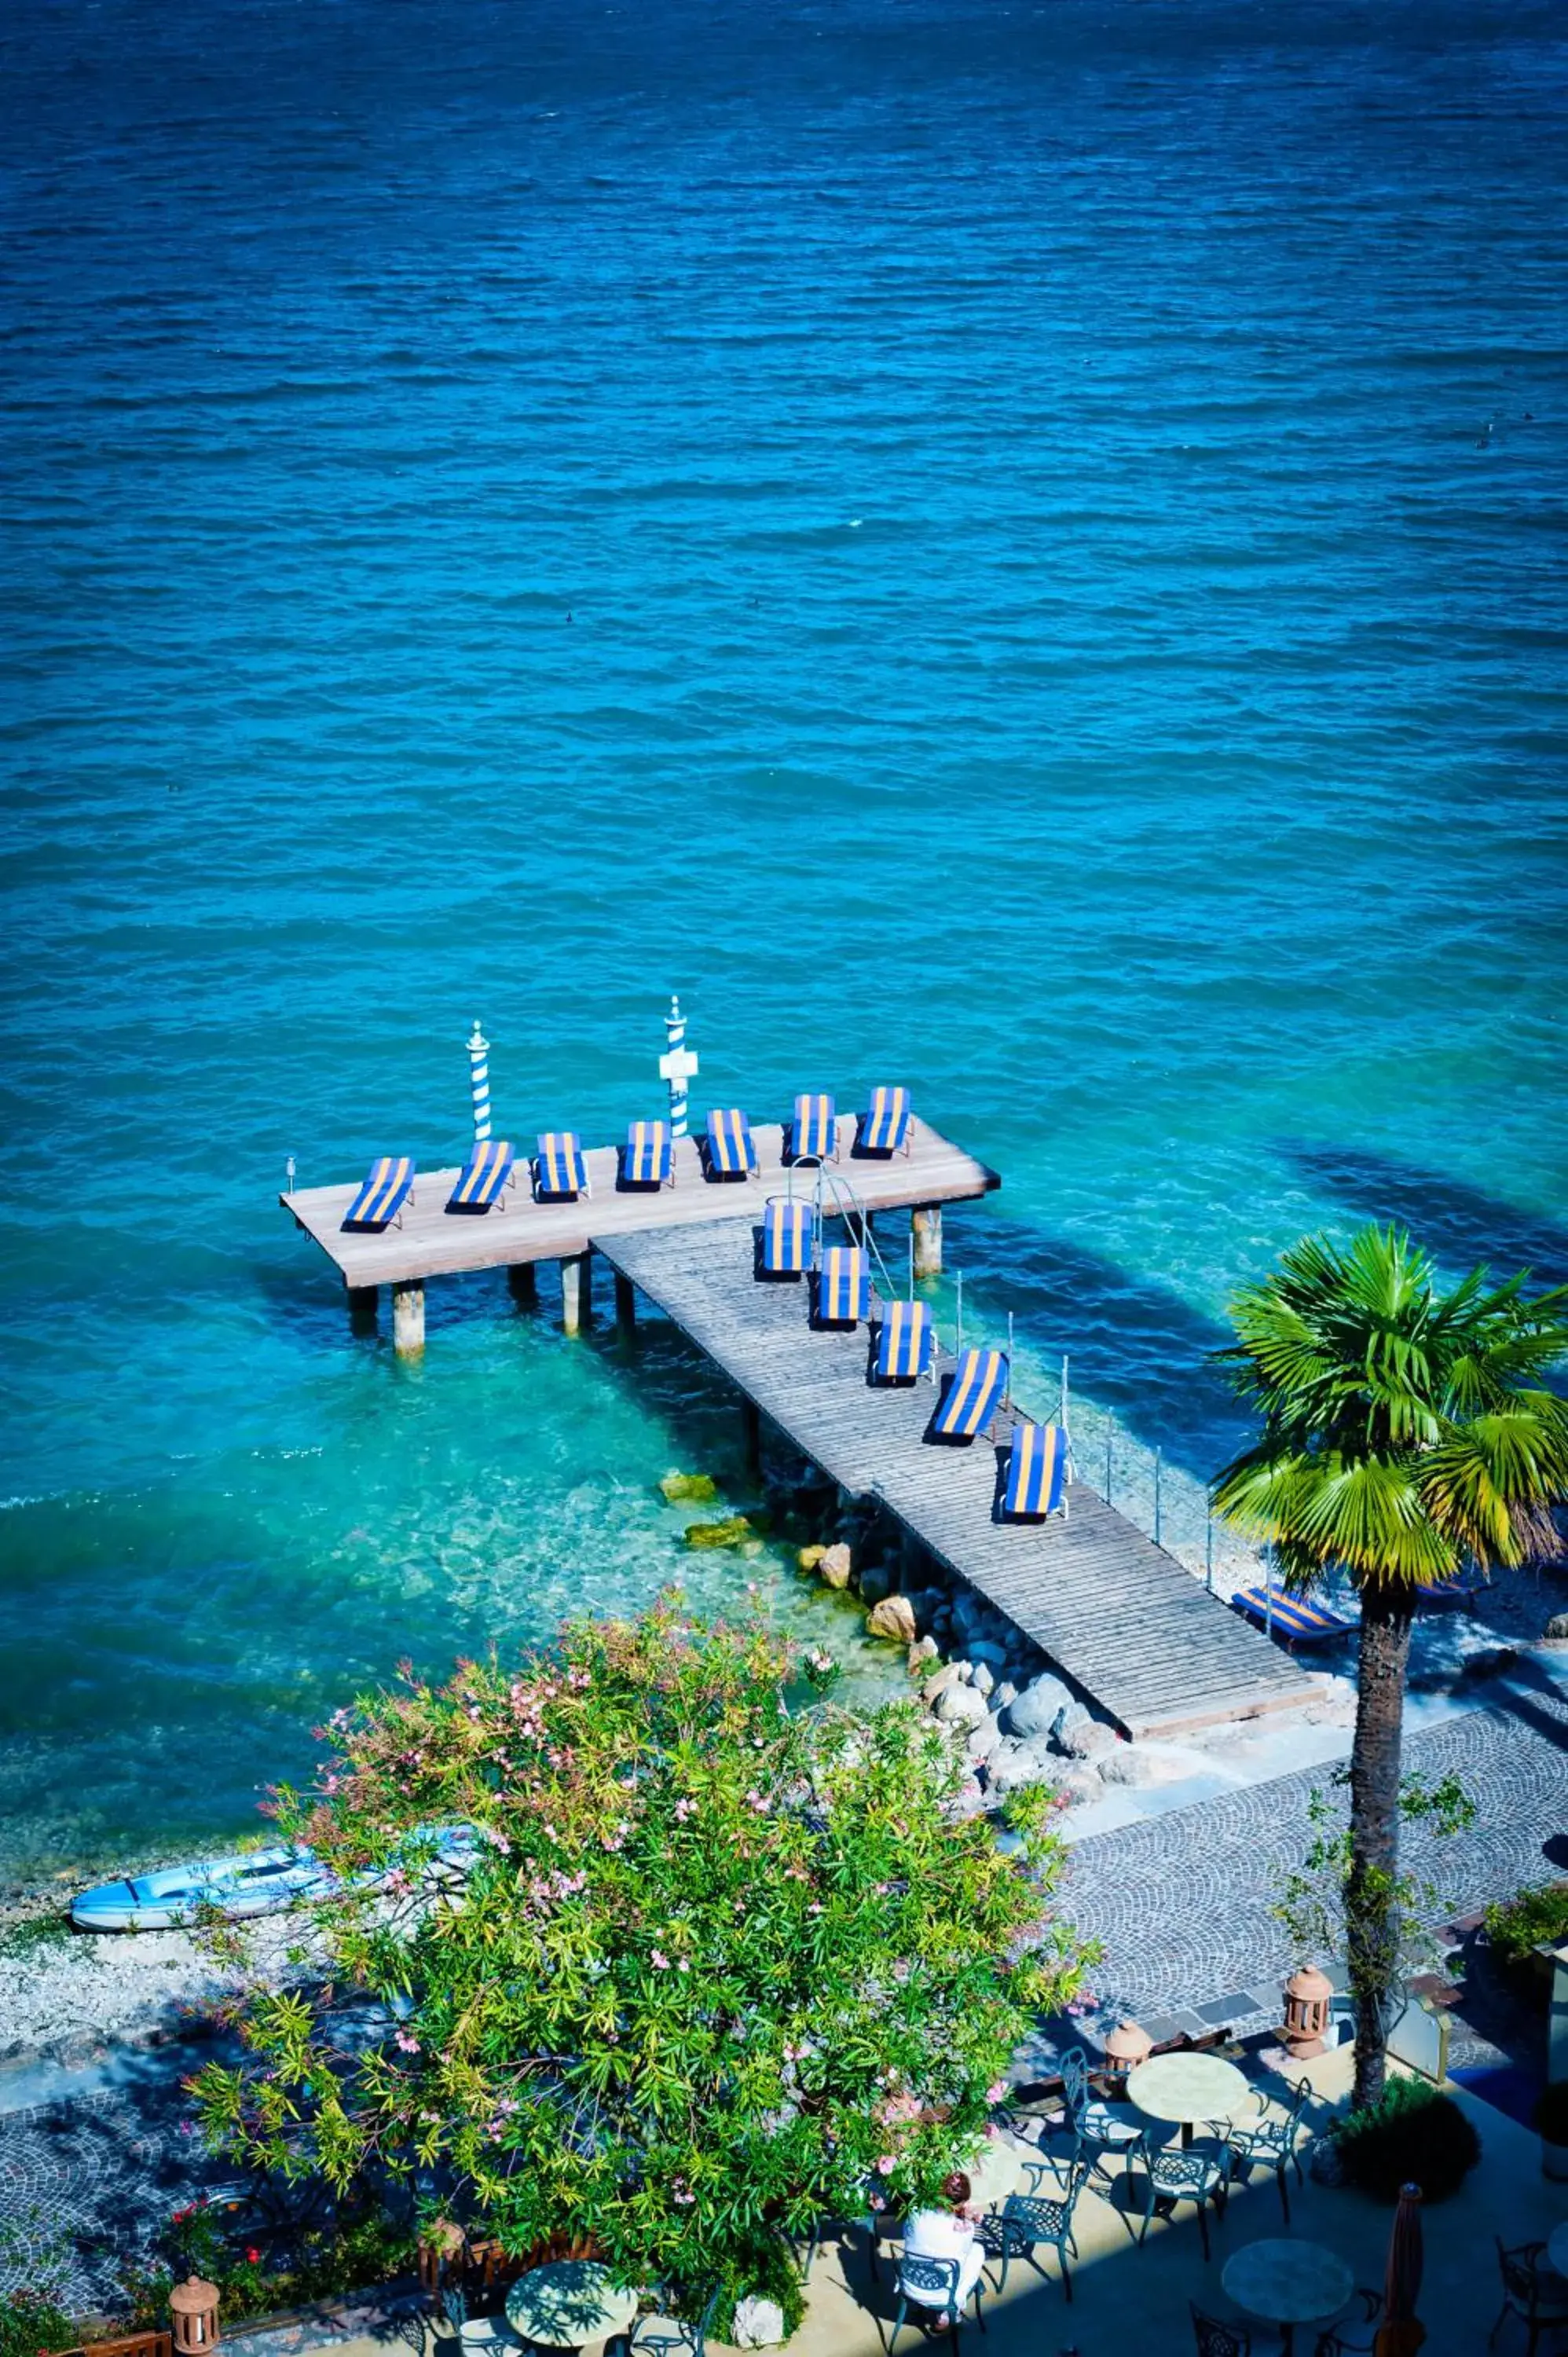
[1061, 1677, 1568, 2032]
[5, 1683, 1566, 2307]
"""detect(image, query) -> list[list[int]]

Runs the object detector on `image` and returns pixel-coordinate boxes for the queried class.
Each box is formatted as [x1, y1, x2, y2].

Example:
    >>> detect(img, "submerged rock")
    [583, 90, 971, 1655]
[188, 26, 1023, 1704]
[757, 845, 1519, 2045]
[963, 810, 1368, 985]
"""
[661, 1470, 720, 1505]
[683, 1516, 754, 1550]
[797, 1544, 827, 1574]
[867, 1594, 918, 1644]
[818, 1543, 853, 1589]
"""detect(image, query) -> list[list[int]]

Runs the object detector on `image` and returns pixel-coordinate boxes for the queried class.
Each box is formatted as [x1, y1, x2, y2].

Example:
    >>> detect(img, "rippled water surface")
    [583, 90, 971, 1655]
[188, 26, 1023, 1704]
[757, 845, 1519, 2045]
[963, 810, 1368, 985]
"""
[2, 0, 1565, 1879]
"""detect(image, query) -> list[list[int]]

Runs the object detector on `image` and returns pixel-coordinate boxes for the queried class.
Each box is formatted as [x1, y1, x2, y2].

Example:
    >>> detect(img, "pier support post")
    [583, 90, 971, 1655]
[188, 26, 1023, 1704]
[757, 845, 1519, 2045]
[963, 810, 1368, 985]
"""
[562, 1252, 593, 1336]
[349, 1286, 379, 1339]
[392, 1281, 425, 1356]
[507, 1262, 538, 1309]
[912, 1204, 943, 1279]
[615, 1273, 636, 1335]
[742, 1396, 762, 1478]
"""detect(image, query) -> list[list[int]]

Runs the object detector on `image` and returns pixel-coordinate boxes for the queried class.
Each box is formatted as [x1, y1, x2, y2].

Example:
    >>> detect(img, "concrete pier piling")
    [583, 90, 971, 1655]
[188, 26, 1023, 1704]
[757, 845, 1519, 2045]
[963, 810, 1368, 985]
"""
[614, 1272, 636, 1334]
[562, 1251, 593, 1335]
[349, 1287, 379, 1338]
[912, 1203, 943, 1277]
[392, 1280, 425, 1356]
[507, 1263, 538, 1308]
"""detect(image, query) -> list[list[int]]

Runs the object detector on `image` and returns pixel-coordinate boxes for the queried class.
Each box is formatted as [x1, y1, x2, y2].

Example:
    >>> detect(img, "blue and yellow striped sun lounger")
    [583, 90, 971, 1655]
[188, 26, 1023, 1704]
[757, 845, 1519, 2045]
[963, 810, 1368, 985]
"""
[789, 1094, 837, 1164]
[760, 1198, 813, 1275]
[705, 1107, 757, 1178]
[858, 1086, 912, 1157]
[1002, 1422, 1069, 1519]
[815, 1244, 871, 1326]
[343, 1156, 416, 1233]
[930, 1348, 1009, 1442]
[622, 1120, 675, 1189]
[446, 1138, 515, 1215]
[533, 1132, 590, 1200]
[1230, 1589, 1354, 1646]
[874, 1299, 934, 1383]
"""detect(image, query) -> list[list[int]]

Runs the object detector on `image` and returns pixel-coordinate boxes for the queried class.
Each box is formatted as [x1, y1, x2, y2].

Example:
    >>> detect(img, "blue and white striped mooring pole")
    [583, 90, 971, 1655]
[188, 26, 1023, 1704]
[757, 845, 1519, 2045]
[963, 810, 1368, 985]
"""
[658, 992, 699, 1140]
[467, 1020, 492, 1144]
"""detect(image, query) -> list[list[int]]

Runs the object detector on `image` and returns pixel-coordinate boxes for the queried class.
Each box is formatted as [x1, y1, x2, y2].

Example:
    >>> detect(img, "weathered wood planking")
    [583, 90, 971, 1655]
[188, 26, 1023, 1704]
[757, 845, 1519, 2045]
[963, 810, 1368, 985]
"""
[281, 1117, 997, 1291]
[597, 1219, 1313, 1741]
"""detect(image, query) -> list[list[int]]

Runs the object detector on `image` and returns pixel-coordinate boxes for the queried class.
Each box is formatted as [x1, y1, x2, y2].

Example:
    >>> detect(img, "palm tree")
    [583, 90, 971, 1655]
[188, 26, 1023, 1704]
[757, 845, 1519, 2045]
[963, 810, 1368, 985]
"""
[1212, 1225, 1568, 2107]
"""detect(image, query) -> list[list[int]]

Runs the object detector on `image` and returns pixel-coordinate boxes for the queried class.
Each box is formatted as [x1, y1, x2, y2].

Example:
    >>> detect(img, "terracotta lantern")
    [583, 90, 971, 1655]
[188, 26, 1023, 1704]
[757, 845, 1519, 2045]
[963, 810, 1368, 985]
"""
[1282, 1964, 1334, 2061]
[170, 2277, 221, 2355]
[1101, 2019, 1155, 2081]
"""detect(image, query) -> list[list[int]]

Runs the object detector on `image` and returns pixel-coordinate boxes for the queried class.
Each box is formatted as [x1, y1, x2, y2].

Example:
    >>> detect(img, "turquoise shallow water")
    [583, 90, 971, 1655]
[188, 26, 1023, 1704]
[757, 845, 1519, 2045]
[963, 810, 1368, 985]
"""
[2, 0, 1566, 1881]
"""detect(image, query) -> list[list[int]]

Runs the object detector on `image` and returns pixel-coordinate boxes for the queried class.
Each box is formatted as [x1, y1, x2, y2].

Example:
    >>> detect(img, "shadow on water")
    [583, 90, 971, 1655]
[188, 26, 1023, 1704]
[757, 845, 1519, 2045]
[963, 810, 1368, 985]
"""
[954, 1213, 1248, 1479]
[1280, 1142, 1568, 1286]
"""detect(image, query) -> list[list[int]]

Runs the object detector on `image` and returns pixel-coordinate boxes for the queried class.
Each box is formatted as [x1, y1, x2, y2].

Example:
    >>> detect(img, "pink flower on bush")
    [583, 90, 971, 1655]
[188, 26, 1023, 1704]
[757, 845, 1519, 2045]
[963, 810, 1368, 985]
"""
[986, 2081, 1007, 2103]
[650, 1949, 670, 1971]
[876, 2154, 897, 2175]
[395, 2029, 420, 2054]
[868, 2192, 885, 2212]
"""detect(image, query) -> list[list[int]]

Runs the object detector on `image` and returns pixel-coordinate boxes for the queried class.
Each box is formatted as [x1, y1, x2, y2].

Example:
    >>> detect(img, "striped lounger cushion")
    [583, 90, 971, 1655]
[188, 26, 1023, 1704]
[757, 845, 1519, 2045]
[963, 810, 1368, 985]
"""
[816, 1244, 871, 1325]
[859, 1085, 911, 1155]
[534, 1132, 588, 1199]
[789, 1094, 836, 1163]
[343, 1156, 416, 1232]
[1230, 1588, 1354, 1644]
[705, 1108, 756, 1177]
[447, 1138, 515, 1213]
[930, 1348, 1009, 1442]
[874, 1299, 933, 1382]
[1002, 1422, 1068, 1518]
[760, 1199, 812, 1274]
[624, 1120, 673, 1186]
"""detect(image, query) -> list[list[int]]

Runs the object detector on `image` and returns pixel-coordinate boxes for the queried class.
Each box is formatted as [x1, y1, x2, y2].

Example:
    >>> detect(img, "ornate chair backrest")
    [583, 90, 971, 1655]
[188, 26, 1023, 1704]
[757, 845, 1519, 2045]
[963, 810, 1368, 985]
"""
[1002, 2190, 1068, 2240]
[1287, 2075, 1315, 2129]
[1497, 2238, 1546, 2311]
[897, 2253, 962, 2308]
[1058, 2046, 1090, 2114]
[1147, 2135, 1214, 2194]
[1189, 2304, 1251, 2357]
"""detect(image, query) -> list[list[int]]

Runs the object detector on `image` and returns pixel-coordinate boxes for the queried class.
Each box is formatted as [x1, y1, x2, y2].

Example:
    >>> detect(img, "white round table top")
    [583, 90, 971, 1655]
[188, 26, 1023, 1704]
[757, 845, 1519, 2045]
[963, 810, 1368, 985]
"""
[1548, 2220, 1568, 2280]
[1125, 2051, 1251, 2125]
[1222, 2238, 1355, 2327]
[505, 2262, 639, 2348]
[965, 2129, 1035, 2206]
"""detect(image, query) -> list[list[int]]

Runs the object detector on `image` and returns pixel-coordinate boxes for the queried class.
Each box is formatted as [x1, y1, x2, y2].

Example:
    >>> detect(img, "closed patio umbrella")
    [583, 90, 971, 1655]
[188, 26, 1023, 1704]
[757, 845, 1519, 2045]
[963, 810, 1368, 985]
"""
[1375, 2181, 1425, 2355]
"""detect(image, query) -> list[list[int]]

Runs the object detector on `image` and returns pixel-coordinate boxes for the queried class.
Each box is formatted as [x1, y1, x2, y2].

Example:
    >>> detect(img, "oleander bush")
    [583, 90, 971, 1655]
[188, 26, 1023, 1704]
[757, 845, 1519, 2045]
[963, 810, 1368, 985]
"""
[193, 1597, 1094, 2329]
[122, 2198, 416, 2332]
[1483, 1880, 1568, 1966]
[0, 2287, 75, 2357]
[1332, 2074, 1480, 2203]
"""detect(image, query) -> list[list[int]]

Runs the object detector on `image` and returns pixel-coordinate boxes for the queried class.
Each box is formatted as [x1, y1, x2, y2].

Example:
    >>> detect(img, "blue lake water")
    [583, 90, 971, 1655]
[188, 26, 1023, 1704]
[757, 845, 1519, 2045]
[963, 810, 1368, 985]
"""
[2, 0, 1565, 1882]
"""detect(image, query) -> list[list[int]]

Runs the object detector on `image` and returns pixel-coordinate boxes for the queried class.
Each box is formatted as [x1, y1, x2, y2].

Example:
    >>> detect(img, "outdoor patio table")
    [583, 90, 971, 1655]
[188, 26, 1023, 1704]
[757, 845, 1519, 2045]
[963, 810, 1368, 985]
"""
[1222, 2235, 1354, 2355]
[965, 2128, 1038, 2209]
[1549, 2222, 1568, 2280]
[505, 2261, 639, 2350]
[1125, 2052, 1251, 2149]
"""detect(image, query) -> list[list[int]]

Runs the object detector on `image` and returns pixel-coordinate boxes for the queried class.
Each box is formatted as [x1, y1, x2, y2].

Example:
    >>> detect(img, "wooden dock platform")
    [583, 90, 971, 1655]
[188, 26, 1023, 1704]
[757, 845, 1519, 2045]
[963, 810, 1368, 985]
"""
[282, 1116, 997, 1291]
[596, 1218, 1313, 1740]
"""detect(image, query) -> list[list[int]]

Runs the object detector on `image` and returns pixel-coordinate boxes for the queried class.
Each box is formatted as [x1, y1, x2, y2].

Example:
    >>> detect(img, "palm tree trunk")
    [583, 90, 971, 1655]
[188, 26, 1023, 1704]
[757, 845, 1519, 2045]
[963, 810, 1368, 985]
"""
[1347, 1589, 1415, 2109]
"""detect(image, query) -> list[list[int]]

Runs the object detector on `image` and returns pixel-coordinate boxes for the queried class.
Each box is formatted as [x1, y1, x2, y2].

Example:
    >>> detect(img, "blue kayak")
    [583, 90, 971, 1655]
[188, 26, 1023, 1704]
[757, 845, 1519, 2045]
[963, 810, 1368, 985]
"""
[71, 1826, 478, 1932]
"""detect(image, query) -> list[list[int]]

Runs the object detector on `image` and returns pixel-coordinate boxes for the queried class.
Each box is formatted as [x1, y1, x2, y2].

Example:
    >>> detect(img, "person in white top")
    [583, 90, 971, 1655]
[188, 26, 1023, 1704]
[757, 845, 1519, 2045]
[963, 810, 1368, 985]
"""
[902, 2170, 986, 2305]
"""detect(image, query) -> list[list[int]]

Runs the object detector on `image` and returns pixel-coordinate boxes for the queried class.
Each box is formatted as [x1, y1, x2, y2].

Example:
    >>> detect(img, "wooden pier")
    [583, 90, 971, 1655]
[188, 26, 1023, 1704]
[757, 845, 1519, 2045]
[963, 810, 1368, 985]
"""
[282, 1111, 1311, 1738]
[596, 1219, 1312, 1740]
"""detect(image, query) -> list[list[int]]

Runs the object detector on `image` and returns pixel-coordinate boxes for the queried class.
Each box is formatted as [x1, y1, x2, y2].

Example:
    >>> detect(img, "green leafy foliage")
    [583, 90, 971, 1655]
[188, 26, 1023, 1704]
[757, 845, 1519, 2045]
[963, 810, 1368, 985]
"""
[1212, 1226, 1568, 1593]
[194, 1600, 1092, 2319]
[121, 2200, 416, 2333]
[0, 2287, 75, 2357]
[1271, 1771, 1475, 1992]
[1483, 1881, 1568, 1967]
[1332, 2077, 1480, 2203]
